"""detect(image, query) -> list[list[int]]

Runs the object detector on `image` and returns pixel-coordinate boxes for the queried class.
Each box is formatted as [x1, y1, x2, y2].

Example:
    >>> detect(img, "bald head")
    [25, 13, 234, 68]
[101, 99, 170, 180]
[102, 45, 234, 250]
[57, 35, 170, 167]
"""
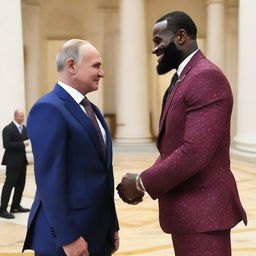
[56, 39, 90, 72]
[56, 39, 104, 95]
[14, 109, 25, 124]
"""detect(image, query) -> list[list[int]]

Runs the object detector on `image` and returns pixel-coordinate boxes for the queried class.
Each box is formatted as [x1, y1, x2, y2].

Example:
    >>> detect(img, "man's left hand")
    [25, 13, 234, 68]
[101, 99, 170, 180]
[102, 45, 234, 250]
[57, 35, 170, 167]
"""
[112, 231, 119, 254]
[116, 173, 144, 204]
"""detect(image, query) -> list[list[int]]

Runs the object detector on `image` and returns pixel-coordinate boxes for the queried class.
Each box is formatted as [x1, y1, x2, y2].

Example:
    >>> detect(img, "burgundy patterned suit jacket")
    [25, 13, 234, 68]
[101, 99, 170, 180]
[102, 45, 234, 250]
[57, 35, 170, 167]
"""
[140, 50, 247, 234]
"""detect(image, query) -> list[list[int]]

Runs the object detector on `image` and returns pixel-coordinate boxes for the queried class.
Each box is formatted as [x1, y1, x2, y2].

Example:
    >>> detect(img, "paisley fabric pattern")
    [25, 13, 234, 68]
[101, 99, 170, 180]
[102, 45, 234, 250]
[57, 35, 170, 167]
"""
[141, 50, 247, 235]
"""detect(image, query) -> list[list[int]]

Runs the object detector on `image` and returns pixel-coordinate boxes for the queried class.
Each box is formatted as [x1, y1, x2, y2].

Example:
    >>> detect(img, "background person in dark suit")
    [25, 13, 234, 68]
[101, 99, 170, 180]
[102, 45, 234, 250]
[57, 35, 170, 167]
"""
[117, 11, 247, 256]
[0, 109, 30, 219]
[23, 39, 119, 256]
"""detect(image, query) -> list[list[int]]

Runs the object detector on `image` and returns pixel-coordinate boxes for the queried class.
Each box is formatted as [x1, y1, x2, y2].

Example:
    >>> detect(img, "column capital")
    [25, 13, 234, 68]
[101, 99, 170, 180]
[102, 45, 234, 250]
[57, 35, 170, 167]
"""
[205, 0, 225, 6]
[206, 0, 225, 69]
[226, 0, 238, 8]
[226, 3, 238, 16]
[22, 2, 40, 7]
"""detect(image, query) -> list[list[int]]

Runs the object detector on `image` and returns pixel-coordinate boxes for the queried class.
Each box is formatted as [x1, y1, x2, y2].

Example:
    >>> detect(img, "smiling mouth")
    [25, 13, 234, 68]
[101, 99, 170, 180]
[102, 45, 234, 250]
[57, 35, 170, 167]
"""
[157, 53, 164, 63]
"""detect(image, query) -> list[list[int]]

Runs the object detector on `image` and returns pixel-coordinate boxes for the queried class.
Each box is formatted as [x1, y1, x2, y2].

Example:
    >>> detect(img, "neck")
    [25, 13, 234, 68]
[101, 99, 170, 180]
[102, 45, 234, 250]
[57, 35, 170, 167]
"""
[59, 74, 81, 93]
[14, 120, 22, 125]
[178, 42, 198, 67]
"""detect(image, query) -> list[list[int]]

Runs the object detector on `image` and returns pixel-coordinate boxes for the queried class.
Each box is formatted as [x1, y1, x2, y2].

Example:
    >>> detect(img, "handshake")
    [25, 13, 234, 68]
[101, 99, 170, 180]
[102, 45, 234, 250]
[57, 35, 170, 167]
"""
[116, 173, 145, 205]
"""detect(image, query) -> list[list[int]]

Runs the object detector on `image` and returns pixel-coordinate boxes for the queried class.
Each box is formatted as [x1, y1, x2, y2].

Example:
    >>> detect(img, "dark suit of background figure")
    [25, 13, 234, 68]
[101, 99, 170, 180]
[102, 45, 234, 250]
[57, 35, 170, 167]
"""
[23, 84, 119, 255]
[0, 122, 28, 213]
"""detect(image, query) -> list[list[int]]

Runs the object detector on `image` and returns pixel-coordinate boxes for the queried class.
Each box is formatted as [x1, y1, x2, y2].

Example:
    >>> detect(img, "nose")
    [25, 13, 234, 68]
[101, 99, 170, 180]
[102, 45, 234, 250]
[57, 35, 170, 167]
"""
[99, 68, 104, 78]
[152, 46, 158, 55]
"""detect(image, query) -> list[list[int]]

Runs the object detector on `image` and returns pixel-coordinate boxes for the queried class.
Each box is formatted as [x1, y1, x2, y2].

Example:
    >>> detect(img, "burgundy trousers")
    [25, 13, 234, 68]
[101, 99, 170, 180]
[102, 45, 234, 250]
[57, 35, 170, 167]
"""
[171, 229, 231, 256]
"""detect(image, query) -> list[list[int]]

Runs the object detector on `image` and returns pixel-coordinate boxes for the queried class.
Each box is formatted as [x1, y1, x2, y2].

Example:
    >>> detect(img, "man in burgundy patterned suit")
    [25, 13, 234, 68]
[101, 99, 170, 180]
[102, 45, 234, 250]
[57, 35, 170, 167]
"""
[117, 11, 247, 256]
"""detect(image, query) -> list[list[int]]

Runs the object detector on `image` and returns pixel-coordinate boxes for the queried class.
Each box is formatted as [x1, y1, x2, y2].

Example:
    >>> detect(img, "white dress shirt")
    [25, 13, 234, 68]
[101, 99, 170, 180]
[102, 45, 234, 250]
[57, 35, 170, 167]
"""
[176, 49, 199, 77]
[13, 120, 23, 134]
[58, 81, 106, 144]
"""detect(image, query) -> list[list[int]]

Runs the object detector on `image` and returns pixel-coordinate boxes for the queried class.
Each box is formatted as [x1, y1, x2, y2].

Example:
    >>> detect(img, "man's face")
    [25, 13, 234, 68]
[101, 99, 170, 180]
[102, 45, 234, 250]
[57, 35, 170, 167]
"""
[74, 44, 104, 95]
[152, 21, 181, 74]
[14, 111, 25, 124]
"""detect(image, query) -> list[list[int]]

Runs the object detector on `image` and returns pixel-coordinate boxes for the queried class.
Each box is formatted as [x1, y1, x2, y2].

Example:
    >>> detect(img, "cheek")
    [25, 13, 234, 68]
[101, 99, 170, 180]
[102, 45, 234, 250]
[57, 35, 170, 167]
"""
[79, 70, 90, 80]
[158, 42, 168, 50]
[91, 70, 99, 78]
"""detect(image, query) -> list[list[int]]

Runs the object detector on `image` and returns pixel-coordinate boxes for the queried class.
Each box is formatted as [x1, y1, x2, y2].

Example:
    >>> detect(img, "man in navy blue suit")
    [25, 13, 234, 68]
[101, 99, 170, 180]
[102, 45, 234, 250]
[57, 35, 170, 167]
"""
[23, 39, 119, 256]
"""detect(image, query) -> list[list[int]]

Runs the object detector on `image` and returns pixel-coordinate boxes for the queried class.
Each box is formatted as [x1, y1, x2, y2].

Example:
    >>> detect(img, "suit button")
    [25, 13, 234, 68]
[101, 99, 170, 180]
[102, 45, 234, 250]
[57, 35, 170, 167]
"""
[49, 227, 57, 239]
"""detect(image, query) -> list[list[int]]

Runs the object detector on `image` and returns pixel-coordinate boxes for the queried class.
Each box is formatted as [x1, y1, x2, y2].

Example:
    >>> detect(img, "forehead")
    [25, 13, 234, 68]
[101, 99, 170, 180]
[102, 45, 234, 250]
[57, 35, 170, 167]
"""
[80, 44, 102, 63]
[15, 110, 24, 116]
[153, 20, 168, 36]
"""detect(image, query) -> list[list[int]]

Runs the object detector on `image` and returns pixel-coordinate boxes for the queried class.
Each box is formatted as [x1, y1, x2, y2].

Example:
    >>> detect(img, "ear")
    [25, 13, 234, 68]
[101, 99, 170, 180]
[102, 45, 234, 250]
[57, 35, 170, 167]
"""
[66, 58, 76, 73]
[177, 29, 187, 45]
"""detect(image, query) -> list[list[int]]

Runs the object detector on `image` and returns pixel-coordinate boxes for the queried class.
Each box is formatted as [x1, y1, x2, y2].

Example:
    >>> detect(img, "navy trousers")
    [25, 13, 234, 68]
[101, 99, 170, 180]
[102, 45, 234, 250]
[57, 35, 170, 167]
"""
[35, 253, 111, 256]
[35, 247, 112, 256]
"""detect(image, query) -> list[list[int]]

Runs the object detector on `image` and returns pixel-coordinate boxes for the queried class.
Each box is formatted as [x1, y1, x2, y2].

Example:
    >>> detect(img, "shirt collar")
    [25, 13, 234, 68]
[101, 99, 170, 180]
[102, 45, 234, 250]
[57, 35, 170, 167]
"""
[13, 120, 21, 129]
[176, 49, 199, 77]
[58, 81, 84, 104]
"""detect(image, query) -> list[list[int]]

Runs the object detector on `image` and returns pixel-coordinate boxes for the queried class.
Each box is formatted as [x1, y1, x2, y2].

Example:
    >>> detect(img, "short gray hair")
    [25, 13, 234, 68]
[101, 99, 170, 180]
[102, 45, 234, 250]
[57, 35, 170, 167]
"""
[56, 39, 90, 72]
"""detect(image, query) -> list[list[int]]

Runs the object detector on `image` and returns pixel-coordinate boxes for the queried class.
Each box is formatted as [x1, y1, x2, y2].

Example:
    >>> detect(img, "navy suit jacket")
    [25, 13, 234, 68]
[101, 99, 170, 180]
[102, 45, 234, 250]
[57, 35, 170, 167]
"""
[23, 84, 119, 255]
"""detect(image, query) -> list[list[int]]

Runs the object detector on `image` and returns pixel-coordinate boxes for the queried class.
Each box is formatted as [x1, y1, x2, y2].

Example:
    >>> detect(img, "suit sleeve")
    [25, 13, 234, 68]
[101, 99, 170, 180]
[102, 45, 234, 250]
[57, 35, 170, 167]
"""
[140, 69, 233, 199]
[28, 102, 80, 247]
[2, 127, 25, 150]
[23, 126, 29, 140]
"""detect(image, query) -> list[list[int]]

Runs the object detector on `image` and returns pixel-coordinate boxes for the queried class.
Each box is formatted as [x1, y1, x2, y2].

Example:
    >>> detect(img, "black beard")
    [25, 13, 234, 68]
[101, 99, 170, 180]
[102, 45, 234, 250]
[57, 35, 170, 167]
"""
[156, 41, 181, 75]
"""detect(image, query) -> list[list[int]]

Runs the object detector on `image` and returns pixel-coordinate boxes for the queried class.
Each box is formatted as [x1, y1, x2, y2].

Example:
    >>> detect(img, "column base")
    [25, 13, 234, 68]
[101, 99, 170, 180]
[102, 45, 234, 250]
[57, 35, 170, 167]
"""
[113, 141, 157, 153]
[231, 146, 256, 165]
[114, 136, 152, 144]
[233, 137, 256, 153]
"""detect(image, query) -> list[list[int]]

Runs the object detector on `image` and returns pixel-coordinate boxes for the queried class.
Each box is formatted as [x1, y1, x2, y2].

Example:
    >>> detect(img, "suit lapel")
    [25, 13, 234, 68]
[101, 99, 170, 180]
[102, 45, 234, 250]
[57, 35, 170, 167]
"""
[158, 50, 205, 137]
[11, 122, 22, 138]
[159, 78, 181, 132]
[54, 84, 107, 164]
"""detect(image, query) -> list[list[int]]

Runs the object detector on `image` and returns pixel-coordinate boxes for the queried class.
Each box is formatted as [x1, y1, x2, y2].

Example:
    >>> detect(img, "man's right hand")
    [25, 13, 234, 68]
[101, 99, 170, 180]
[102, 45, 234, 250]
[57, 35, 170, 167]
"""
[63, 236, 89, 256]
[116, 173, 144, 204]
[23, 139, 30, 147]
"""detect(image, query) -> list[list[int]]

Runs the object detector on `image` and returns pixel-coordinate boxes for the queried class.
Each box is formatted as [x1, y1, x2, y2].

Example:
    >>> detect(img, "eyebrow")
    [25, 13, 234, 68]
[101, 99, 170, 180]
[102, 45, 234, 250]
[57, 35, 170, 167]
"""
[92, 61, 102, 66]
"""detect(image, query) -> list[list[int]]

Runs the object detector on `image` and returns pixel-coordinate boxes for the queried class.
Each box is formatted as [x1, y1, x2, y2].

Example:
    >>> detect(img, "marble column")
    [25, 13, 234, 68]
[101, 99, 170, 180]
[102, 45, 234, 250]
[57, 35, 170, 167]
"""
[233, 0, 256, 159]
[206, 0, 225, 70]
[225, 0, 239, 139]
[115, 0, 151, 142]
[22, 3, 41, 110]
[86, 8, 106, 112]
[0, 0, 26, 166]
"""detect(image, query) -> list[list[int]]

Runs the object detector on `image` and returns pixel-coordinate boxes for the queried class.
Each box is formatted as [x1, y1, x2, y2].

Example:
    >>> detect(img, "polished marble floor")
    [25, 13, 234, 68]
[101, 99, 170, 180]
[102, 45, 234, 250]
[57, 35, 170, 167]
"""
[0, 148, 255, 255]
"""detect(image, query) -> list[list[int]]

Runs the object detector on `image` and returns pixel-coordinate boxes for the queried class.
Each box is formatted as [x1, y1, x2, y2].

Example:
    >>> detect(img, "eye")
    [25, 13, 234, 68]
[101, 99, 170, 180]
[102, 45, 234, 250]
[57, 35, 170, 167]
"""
[153, 36, 162, 46]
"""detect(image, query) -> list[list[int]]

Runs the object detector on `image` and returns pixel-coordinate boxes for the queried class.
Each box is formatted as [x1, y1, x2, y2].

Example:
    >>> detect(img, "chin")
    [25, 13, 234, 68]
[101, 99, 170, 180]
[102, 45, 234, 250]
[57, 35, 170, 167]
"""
[91, 84, 99, 92]
[156, 63, 173, 75]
